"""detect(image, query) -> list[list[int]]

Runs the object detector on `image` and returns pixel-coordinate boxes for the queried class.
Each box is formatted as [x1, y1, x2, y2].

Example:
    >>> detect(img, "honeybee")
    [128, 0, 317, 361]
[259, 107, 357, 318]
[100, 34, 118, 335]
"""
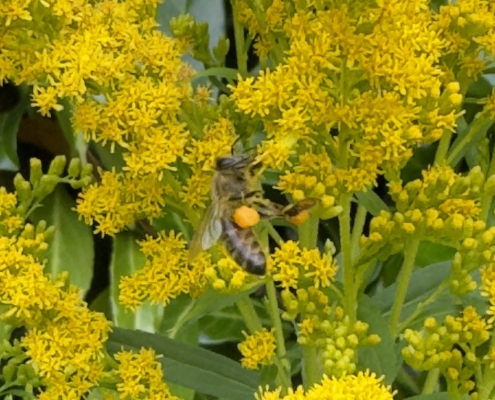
[188, 154, 316, 275]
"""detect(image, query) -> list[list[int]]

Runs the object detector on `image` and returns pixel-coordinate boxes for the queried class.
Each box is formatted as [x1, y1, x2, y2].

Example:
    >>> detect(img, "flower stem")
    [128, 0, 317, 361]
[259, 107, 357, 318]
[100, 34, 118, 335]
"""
[298, 212, 319, 249]
[478, 367, 495, 400]
[231, 0, 247, 75]
[236, 296, 291, 390]
[434, 130, 453, 164]
[266, 279, 291, 384]
[302, 345, 318, 388]
[339, 194, 356, 323]
[388, 239, 420, 336]
[350, 203, 367, 261]
[236, 297, 263, 332]
[422, 368, 439, 394]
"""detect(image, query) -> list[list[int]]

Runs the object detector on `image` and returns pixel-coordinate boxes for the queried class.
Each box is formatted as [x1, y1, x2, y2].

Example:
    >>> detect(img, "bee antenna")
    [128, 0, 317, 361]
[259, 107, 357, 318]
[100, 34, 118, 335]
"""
[231, 136, 242, 155]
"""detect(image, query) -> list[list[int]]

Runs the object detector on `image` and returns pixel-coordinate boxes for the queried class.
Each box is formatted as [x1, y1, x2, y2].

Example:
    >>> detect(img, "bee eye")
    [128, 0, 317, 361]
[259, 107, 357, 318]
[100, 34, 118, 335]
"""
[233, 205, 260, 228]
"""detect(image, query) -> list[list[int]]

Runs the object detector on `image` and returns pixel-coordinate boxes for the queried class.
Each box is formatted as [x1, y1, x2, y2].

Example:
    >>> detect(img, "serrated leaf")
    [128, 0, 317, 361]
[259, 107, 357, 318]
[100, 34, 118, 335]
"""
[30, 186, 94, 293]
[355, 190, 390, 216]
[0, 85, 29, 171]
[107, 327, 260, 400]
[357, 295, 399, 384]
[110, 232, 164, 331]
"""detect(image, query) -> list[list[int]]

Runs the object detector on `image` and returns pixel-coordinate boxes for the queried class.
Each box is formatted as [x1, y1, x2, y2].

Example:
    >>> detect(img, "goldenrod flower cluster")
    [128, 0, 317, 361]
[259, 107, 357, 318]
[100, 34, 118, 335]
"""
[0, 197, 111, 398]
[256, 370, 395, 400]
[119, 231, 209, 310]
[402, 307, 491, 397]
[269, 240, 337, 290]
[230, 0, 473, 196]
[114, 348, 179, 400]
[238, 328, 277, 370]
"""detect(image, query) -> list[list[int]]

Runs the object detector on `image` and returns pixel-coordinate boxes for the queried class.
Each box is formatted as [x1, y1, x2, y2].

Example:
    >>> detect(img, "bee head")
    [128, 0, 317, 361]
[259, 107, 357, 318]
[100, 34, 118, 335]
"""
[216, 154, 253, 171]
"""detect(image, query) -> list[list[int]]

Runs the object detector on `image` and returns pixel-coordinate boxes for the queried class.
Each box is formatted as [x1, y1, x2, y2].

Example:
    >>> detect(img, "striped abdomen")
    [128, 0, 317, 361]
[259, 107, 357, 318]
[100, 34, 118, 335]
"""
[221, 218, 266, 275]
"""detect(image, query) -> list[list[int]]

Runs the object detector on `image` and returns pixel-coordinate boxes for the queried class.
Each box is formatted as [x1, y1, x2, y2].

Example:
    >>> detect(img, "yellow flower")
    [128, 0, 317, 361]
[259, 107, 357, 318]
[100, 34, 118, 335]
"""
[257, 371, 395, 400]
[119, 231, 208, 310]
[270, 240, 337, 290]
[238, 328, 276, 370]
[115, 348, 179, 400]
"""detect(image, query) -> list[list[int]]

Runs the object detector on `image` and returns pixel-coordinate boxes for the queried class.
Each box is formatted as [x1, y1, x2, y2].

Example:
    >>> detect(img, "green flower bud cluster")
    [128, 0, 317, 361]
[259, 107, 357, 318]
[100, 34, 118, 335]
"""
[402, 308, 490, 396]
[281, 286, 331, 324]
[0, 326, 41, 397]
[318, 313, 380, 378]
[359, 166, 487, 264]
[14, 156, 93, 217]
[170, 14, 230, 66]
[14, 221, 56, 258]
[449, 225, 495, 296]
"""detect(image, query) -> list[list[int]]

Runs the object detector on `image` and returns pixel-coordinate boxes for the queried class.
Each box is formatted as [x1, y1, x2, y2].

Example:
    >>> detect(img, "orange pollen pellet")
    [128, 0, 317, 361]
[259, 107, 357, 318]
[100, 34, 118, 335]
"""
[233, 205, 260, 228]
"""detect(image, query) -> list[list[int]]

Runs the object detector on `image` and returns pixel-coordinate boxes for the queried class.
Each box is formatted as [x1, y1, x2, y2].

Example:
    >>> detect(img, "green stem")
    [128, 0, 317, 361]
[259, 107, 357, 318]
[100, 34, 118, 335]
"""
[302, 345, 318, 388]
[434, 131, 453, 164]
[446, 115, 493, 166]
[266, 279, 291, 387]
[350, 203, 367, 261]
[231, 0, 248, 75]
[422, 368, 439, 394]
[339, 194, 356, 323]
[236, 297, 263, 332]
[480, 147, 495, 222]
[388, 239, 420, 336]
[478, 367, 495, 400]
[397, 280, 448, 333]
[298, 212, 319, 249]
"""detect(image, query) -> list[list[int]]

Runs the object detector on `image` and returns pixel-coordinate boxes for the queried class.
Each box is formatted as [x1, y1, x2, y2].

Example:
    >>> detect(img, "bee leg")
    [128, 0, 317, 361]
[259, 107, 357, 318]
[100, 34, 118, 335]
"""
[228, 190, 262, 202]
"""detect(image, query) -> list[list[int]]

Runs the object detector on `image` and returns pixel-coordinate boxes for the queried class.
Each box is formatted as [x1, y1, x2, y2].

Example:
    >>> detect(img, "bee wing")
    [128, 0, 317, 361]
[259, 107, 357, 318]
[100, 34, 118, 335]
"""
[188, 203, 223, 263]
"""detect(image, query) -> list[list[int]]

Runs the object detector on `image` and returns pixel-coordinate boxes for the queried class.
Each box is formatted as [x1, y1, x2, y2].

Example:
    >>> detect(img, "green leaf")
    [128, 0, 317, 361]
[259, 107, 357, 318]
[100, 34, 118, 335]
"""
[30, 186, 94, 293]
[355, 190, 389, 216]
[56, 98, 88, 161]
[107, 327, 260, 400]
[415, 241, 456, 268]
[89, 288, 112, 321]
[448, 119, 494, 166]
[372, 261, 455, 324]
[193, 67, 241, 81]
[0, 85, 29, 171]
[199, 305, 247, 343]
[110, 232, 164, 331]
[357, 295, 399, 384]
[160, 286, 264, 339]
[405, 394, 451, 400]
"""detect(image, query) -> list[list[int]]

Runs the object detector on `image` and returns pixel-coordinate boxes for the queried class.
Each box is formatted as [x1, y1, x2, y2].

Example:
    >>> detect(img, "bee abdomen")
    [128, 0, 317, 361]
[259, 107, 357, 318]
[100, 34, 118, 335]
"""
[221, 219, 266, 275]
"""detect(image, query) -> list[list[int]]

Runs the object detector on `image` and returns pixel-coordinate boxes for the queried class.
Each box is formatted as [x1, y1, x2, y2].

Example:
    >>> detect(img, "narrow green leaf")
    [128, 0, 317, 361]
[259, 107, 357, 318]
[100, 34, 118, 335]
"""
[447, 119, 494, 166]
[357, 295, 399, 384]
[355, 190, 390, 216]
[405, 394, 451, 400]
[110, 232, 164, 331]
[372, 261, 454, 322]
[160, 286, 263, 339]
[30, 186, 94, 293]
[415, 241, 456, 268]
[107, 327, 260, 400]
[193, 67, 242, 81]
[55, 98, 76, 154]
[0, 85, 29, 171]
